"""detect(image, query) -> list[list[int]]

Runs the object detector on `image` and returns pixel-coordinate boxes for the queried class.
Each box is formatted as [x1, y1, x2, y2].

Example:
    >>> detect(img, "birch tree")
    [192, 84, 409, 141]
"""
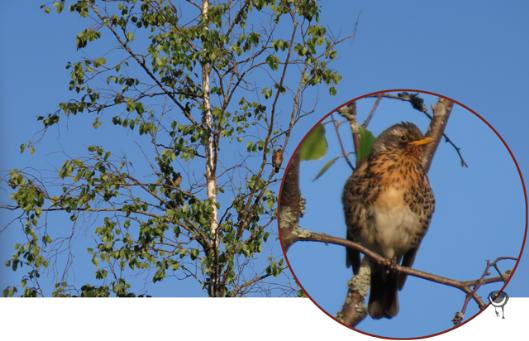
[1, 0, 354, 297]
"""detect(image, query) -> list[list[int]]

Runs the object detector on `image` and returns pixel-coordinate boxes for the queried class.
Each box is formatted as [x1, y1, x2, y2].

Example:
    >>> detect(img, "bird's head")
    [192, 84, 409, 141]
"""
[371, 122, 434, 159]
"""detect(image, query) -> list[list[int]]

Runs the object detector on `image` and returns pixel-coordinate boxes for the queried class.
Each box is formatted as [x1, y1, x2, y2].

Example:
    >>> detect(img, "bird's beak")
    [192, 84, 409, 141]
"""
[410, 137, 435, 146]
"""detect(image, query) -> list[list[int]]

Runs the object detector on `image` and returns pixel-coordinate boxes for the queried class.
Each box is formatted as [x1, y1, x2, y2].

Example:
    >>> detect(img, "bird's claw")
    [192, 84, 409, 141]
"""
[383, 256, 398, 274]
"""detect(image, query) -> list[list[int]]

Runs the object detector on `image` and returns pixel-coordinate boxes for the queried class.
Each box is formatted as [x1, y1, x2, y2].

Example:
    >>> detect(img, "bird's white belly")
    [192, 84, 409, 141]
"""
[362, 187, 420, 258]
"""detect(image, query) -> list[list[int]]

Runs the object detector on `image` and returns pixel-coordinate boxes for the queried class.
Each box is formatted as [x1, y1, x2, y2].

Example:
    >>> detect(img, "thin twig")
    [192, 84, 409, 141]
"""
[455, 256, 517, 326]
[331, 114, 354, 171]
[362, 93, 383, 128]
[337, 102, 359, 167]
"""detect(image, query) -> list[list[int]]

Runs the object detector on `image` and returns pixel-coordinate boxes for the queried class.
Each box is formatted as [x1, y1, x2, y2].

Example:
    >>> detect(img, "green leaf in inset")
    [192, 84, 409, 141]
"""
[356, 127, 376, 165]
[300, 123, 327, 161]
[313, 156, 340, 181]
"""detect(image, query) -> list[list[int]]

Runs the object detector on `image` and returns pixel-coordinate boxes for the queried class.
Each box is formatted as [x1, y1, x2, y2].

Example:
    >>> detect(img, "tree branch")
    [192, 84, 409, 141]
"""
[291, 229, 495, 310]
[422, 97, 454, 173]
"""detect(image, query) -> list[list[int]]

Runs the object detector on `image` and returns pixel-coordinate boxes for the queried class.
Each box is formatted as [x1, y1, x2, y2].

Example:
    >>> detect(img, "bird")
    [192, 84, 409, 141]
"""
[342, 122, 435, 319]
[172, 172, 182, 188]
[272, 149, 284, 173]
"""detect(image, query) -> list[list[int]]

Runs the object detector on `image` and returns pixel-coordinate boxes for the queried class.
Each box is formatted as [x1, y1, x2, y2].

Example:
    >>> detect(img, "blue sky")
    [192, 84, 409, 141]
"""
[1, 0, 528, 339]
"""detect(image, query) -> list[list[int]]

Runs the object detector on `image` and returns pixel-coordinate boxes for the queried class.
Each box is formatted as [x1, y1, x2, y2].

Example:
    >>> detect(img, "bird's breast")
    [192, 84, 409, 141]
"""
[360, 187, 422, 259]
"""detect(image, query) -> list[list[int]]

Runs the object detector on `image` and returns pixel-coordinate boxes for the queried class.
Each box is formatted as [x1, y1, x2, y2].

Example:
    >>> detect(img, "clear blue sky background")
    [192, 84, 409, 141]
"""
[1, 0, 528, 339]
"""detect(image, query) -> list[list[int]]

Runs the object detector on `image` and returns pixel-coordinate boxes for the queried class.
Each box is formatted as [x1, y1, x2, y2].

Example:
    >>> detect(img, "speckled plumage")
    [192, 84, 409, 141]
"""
[342, 122, 435, 319]
[273, 149, 284, 173]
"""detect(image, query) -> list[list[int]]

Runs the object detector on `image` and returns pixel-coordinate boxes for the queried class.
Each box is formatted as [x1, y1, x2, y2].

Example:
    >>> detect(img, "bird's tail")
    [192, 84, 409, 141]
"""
[368, 270, 399, 319]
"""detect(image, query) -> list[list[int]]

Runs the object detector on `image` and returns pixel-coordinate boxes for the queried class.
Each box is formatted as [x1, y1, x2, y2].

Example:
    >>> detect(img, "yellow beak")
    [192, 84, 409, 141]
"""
[410, 137, 435, 146]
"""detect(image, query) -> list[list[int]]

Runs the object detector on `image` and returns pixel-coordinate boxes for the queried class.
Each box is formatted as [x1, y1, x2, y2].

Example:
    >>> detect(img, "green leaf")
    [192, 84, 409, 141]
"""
[35, 255, 43, 269]
[313, 156, 340, 181]
[126, 32, 134, 42]
[356, 127, 376, 165]
[265, 55, 279, 71]
[300, 123, 327, 161]
[30, 146, 35, 155]
[53, 1, 63, 14]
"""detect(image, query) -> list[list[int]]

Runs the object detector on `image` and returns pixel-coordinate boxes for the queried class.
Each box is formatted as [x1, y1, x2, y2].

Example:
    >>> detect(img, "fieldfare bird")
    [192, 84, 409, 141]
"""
[272, 149, 284, 173]
[172, 172, 182, 188]
[342, 122, 435, 319]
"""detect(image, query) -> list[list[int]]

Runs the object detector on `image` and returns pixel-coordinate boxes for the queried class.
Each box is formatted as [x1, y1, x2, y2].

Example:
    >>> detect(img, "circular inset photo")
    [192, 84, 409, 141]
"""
[278, 90, 526, 338]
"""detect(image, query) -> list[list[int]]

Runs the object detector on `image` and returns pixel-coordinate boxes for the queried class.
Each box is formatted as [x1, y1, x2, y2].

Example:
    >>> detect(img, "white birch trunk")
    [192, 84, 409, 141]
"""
[201, 0, 218, 236]
[201, 0, 220, 297]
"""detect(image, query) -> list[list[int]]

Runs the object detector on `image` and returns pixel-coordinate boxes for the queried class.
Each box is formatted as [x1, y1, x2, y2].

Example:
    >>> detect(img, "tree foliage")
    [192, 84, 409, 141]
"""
[2, 0, 353, 297]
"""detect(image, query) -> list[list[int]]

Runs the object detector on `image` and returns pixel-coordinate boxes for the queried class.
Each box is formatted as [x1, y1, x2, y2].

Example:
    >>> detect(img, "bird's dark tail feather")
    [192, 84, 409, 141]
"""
[368, 270, 399, 319]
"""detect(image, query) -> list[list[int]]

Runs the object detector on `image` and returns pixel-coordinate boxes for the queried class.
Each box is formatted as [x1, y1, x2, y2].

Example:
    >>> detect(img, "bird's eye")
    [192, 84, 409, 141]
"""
[400, 135, 408, 142]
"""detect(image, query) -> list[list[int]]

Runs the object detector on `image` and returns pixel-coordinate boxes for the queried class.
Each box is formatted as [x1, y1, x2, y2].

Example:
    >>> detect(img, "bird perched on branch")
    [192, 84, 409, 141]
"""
[272, 149, 284, 173]
[172, 172, 182, 188]
[342, 122, 435, 319]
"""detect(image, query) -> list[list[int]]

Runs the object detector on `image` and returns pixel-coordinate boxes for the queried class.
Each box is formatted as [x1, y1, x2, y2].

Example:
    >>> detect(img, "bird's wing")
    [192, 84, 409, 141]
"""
[397, 247, 418, 290]
[342, 158, 379, 274]
[397, 173, 435, 290]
